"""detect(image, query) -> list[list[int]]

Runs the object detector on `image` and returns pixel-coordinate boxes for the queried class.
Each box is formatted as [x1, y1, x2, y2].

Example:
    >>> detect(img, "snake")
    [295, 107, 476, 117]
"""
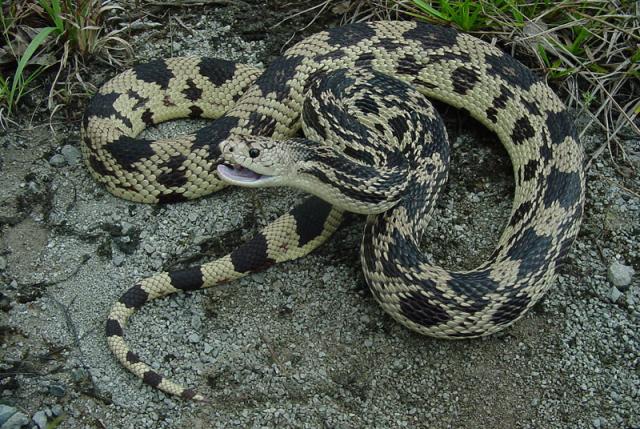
[81, 21, 585, 401]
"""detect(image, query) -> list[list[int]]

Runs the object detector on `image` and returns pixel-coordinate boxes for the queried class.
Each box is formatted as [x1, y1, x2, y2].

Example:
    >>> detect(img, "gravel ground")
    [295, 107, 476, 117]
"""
[1, 2, 638, 429]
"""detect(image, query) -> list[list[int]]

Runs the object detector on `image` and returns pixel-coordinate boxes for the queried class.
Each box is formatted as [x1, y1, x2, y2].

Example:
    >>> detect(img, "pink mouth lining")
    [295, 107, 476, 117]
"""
[216, 164, 263, 183]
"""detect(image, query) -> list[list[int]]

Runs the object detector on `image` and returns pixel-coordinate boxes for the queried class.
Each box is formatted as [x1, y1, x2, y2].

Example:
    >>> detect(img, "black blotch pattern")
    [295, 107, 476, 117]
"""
[403, 22, 458, 50]
[451, 66, 480, 95]
[127, 89, 149, 110]
[143, 371, 163, 387]
[379, 234, 420, 279]
[198, 57, 237, 86]
[506, 227, 552, 276]
[522, 159, 539, 182]
[183, 79, 203, 101]
[511, 116, 536, 145]
[354, 94, 380, 115]
[106, 136, 156, 172]
[307, 167, 388, 205]
[157, 192, 188, 204]
[134, 60, 174, 90]
[105, 319, 123, 337]
[119, 284, 149, 309]
[193, 116, 239, 160]
[230, 233, 274, 273]
[485, 85, 513, 123]
[248, 111, 277, 135]
[428, 50, 471, 65]
[302, 99, 327, 140]
[395, 53, 421, 75]
[181, 389, 197, 400]
[539, 137, 553, 163]
[254, 55, 305, 101]
[126, 351, 140, 364]
[88, 154, 114, 177]
[491, 293, 531, 325]
[545, 110, 576, 145]
[509, 200, 533, 226]
[543, 167, 582, 209]
[156, 154, 188, 188]
[355, 52, 375, 67]
[290, 196, 335, 247]
[388, 115, 409, 142]
[399, 291, 452, 327]
[86, 92, 132, 129]
[169, 267, 205, 290]
[313, 48, 346, 64]
[485, 52, 537, 90]
[189, 106, 203, 118]
[325, 22, 376, 47]
[373, 36, 405, 51]
[523, 99, 541, 116]
[554, 217, 581, 265]
[447, 270, 497, 310]
[141, 108, 154, 126]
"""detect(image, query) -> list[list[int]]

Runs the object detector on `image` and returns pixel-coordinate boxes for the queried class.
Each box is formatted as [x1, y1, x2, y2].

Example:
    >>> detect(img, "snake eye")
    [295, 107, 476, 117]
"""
[249, 148, 260, 158]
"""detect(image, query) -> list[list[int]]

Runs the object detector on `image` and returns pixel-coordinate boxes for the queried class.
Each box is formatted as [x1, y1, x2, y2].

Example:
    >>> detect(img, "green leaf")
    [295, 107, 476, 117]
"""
[9, 26, 57, 107]
[412, 0, 448, 21]
[38, 0, 64, 33]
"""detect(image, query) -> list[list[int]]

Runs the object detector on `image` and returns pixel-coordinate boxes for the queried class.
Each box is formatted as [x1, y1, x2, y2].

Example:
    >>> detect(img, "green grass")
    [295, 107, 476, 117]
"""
[0, 0, 131, 125]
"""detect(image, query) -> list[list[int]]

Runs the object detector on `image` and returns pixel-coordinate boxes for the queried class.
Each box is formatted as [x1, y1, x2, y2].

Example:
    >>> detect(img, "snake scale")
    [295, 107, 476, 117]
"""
[81, 21, 585, 401]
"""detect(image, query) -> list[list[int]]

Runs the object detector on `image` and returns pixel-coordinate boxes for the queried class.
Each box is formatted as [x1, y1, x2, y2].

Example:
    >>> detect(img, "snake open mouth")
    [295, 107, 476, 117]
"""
[216, 163, 273, 186]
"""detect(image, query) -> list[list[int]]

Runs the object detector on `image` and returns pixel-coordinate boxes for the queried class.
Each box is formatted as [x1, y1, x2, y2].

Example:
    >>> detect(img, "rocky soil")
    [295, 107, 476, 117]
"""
[1, 2, 638, 428]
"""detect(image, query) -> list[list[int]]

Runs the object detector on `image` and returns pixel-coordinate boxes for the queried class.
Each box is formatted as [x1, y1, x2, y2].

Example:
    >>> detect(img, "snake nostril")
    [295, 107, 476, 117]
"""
[249, 148, 260, 158]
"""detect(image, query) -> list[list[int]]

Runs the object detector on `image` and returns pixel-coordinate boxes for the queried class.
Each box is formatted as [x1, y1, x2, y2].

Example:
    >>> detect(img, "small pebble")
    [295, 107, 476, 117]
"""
[61, 145, 81, 165]
[0, 256, 6, 271]
[121, 222, 134, 235]
[49, 154, 66, 167]
[48, 383, 66, 397]
[188, 333, 200, 343]
[1, 411, 29, 429]
[0, 405, 17, 426]
[608, 262, 635, 289]
[50, 405, 63, 417]
[32, 410, 48, 429]
[609, 287, 623, 303]
[112, 254, 125, 267]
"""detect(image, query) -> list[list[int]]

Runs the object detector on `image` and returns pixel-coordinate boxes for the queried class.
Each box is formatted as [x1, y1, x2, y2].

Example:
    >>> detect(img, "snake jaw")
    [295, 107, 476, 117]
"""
[216, 163, 277, 187]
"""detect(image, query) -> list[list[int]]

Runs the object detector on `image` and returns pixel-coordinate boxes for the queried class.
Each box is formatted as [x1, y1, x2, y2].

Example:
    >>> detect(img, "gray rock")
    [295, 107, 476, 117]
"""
[592, 417, 607, 428]
[609, 287, 623, 303]
[61, 145, 81, 165]
[0, 405, 17, 426]
[188, 333, 200, 343]
[50, 405, 62, 417]
[0, 410, 29, 429]
[48, 154, 66, 167]
[31, 410, 47, 429]
[112, 254, 125, 267]
[608, 262, 635, 289]
[48, 383, 66, 397]
[0, 256, 6, 271]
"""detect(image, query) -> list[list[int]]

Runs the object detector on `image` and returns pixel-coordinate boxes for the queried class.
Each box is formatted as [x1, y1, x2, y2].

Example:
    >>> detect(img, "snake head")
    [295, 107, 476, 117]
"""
[217, 135, 303, 187]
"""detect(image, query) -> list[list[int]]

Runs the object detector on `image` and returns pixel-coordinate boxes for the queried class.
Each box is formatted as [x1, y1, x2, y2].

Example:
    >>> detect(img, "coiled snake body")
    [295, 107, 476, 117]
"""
[82, 21, 585, 401]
